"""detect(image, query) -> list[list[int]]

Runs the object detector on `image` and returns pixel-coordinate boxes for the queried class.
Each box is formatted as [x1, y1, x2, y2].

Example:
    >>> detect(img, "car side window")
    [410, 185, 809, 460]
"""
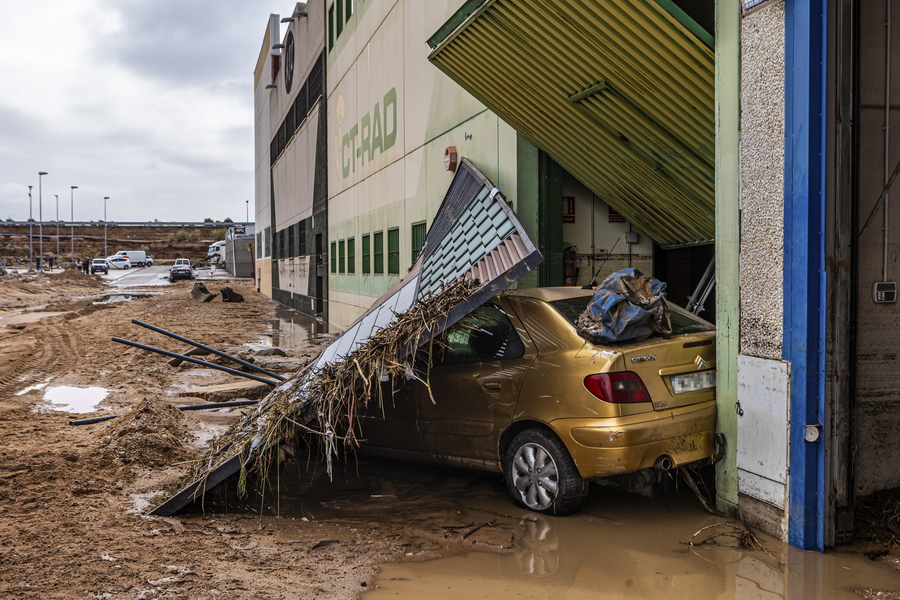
[436, 305, 524, 365]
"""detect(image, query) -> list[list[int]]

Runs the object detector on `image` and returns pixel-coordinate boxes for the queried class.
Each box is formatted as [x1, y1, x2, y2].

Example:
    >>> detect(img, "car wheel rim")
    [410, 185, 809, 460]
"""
[511, 442, 559, 511]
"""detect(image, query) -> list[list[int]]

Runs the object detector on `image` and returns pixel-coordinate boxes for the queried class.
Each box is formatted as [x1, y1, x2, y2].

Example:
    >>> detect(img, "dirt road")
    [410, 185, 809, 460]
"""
[0, 270, 512, 599]
[1, 269, 897, 600]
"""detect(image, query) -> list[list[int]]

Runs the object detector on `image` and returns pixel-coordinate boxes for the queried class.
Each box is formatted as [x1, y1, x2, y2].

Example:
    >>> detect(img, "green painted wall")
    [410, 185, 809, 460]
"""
[714, 0, 740, 515]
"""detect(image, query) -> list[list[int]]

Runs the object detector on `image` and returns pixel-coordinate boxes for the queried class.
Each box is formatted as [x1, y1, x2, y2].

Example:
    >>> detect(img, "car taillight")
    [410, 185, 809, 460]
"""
[583, 372, 651, 403]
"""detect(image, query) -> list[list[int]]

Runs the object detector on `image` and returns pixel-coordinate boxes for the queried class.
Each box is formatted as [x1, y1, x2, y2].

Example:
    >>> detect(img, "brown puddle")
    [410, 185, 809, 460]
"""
[194, 455, 898, 599]
[361, 479, 898, 599]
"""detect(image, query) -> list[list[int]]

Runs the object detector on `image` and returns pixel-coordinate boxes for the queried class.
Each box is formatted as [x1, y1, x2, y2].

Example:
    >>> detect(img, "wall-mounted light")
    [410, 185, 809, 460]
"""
[444, 146, 458, 171]
[272, 43, 285, 49]
[265, 84, 277, 89]
[280, 17, 293, 22]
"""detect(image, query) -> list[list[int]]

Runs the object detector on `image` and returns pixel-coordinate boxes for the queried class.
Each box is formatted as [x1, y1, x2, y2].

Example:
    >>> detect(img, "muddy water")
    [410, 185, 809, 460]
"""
[261, 307, 333, 351]
[204, 455, 897, 599]
[365, 481, 897, 600]
[42, 385, 109, 413]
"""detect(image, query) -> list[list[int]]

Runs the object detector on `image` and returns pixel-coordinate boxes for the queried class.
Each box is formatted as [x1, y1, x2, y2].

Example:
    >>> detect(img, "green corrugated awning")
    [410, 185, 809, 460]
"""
[427, 0, 715, 248]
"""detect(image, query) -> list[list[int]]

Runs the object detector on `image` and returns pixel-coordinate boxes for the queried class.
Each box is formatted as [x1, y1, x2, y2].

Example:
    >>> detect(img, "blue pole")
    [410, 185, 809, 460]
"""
[784, 0, 827, 551]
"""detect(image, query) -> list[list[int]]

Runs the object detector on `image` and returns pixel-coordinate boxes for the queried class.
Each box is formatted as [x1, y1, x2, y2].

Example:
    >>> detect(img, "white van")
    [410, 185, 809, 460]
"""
[113, 250, 153, 267]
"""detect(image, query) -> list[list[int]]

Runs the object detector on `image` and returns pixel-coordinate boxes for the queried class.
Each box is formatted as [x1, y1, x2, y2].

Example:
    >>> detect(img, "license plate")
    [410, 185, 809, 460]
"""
[670, 370, 716, 394]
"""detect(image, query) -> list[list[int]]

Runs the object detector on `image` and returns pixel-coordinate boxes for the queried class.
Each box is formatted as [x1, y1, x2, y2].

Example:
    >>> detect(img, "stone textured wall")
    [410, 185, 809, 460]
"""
[739, 1, 786, 359]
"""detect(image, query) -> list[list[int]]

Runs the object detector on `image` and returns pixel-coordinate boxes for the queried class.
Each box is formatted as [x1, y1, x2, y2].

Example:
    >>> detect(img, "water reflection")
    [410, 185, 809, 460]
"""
[92, 292, 156, 305]
[268, 306, 334, 351]
[41, 385, 109, 413]
[366, 486, 898, 599]
[178, 452, 897, 599]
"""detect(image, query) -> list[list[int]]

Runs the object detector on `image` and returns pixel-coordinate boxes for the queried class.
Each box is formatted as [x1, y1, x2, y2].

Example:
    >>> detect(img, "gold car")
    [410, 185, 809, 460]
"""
[357, 287, 717, 515]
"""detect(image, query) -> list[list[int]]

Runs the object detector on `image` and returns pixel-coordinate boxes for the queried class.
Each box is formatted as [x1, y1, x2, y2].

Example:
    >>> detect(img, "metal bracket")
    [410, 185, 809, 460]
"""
[804, 423, 822, 443]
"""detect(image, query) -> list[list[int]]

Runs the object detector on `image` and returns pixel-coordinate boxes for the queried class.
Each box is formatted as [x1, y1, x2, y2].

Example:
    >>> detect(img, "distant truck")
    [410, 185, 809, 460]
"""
[207, 241, 226, 264]
[112, 250, 153, 267]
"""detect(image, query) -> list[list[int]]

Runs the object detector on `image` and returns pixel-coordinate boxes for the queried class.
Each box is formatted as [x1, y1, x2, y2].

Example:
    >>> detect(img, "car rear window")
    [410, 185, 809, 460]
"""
[547, 296, 715, 335]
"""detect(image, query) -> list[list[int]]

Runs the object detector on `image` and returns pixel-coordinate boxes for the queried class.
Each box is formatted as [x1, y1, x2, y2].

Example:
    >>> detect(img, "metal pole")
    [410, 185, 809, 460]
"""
[103, 196, 109, 256]
[246, 200, 249, 223]
[69, 400, 259, 426]
[55, 194, 59, 263]
[111, 337, 280, 386]
[38, 172, 46, 270]
[131, 318, 287, 381]
[70, 186, 77, 267]
[27, 185, 32, 270]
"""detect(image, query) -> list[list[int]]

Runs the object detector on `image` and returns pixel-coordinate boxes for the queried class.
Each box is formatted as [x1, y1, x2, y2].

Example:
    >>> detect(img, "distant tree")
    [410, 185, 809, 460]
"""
[168, 229, 201, 241]
[27, 218, 35, 222]
[203, 218, 214, 223]
[212, 228, 227, 241]
[223, 217, 233, 223]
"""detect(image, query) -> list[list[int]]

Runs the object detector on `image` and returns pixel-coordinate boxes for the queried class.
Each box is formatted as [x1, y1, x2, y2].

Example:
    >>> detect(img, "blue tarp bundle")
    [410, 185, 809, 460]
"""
[576, 268, 672, 344]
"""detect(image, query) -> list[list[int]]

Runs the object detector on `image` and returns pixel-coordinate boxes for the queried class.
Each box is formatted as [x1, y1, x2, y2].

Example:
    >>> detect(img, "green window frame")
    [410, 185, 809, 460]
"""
[411, 221, 426, 263]
[328, 4, 335, 50]
[336, 0, 344, 38]
[373, 231, 384, 275]
[330, 241, 336, 273]
[387, 227, 400, 275]
[362, 234, 371, 274]
[345, 0, 354, 23]
[338, 239, 345, 273]
[347, 237, 355, 274]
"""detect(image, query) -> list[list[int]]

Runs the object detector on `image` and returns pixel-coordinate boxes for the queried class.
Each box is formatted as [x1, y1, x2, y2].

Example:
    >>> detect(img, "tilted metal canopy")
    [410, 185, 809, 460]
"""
[427, 0, 715, 248]
[150, 158, 541, 516]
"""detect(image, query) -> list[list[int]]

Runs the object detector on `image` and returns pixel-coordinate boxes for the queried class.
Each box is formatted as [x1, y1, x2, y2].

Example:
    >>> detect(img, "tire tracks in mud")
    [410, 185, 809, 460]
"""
[0, 320, 78, 402]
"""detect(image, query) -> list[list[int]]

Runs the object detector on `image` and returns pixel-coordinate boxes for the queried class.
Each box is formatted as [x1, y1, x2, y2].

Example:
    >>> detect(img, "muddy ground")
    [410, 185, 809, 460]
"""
[0, 270, 518, 599]
[0, 269, 898, 599]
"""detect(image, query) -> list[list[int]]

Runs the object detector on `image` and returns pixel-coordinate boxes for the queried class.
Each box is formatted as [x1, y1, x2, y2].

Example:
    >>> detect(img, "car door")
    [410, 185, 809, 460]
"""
[417, 303, 536, 465]
[355, 377, 423, 454]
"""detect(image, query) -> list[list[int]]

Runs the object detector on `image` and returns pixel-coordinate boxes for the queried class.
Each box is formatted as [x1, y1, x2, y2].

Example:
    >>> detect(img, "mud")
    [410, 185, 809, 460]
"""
[0, 268, 896, 599]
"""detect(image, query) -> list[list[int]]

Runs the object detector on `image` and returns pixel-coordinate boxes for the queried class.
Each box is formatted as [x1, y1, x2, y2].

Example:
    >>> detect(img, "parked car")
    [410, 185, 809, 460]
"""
[168, 259, 194, 282]
[355, 287, 717, 516]
[89, 258, 108, 275]
[106, 256, 131, 270]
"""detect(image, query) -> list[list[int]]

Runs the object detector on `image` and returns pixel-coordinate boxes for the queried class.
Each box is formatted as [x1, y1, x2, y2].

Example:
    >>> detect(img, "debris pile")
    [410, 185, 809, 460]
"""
[856, 488, 900, 546]
[96, 397, 195, 468]
[180, 278, 478, 498]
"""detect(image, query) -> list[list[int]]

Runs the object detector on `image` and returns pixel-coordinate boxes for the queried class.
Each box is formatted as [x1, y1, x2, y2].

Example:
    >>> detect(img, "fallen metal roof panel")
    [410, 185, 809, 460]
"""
[150, 158, 541, 516]
[427, 0, 715, 248]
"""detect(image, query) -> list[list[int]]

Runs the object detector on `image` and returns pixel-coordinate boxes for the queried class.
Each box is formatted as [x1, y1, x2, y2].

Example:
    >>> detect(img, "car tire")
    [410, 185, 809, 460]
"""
[504, 429, 588, 516]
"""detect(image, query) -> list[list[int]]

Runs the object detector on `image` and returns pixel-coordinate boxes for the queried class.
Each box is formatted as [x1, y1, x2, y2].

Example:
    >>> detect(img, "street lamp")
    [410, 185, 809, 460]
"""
[27, 185, 33, 270]
[103, 196, 109, 256]
[70, 186, 78, 267]
[38, 172, 47, 270]
[55, 194, 60, 263]
[246, 200, 249, 223]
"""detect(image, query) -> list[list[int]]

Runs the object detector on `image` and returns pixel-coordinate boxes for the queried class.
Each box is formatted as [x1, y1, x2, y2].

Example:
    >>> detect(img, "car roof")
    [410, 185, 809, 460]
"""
[502, 286, 594, 302]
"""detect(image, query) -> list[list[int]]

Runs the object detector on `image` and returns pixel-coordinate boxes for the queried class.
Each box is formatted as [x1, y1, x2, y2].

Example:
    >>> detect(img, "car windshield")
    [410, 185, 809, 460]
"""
[547, 296, 715, 335]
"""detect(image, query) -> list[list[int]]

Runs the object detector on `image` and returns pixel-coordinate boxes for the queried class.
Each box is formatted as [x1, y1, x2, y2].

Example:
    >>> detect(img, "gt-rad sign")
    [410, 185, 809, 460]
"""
[333, 88, 397, 180]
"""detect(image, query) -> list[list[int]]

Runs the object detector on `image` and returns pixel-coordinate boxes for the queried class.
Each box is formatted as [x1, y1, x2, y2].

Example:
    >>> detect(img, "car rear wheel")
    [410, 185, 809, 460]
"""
[504, 429, 587, 516]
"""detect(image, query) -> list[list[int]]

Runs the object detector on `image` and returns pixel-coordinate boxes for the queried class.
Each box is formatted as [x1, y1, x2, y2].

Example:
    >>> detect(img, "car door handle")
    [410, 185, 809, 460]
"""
[483, 382, 502, 391]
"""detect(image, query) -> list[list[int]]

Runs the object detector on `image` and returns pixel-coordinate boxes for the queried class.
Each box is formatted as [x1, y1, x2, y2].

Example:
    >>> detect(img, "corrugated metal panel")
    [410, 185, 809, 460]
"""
[427, 0, 715, 248]
[150, 158, 542, 516]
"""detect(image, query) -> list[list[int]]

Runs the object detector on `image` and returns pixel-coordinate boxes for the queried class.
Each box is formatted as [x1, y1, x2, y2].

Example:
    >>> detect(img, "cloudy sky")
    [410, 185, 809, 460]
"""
[0, 0, 291, 223]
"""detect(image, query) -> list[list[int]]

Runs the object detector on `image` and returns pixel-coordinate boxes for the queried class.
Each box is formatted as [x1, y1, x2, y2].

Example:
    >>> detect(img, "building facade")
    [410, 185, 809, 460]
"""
[253, 0, 900, 552]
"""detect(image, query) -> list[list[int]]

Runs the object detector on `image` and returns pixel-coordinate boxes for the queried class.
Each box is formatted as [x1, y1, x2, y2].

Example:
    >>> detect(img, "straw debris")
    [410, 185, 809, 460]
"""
[182, 278, 480, 496]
